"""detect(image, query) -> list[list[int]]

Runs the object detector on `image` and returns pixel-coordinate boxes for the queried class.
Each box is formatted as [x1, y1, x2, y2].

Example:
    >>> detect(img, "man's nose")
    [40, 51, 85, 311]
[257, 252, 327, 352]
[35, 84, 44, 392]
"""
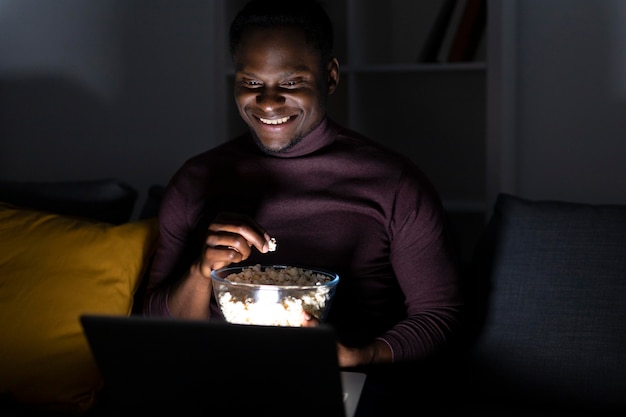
[256, 87, 286, 110]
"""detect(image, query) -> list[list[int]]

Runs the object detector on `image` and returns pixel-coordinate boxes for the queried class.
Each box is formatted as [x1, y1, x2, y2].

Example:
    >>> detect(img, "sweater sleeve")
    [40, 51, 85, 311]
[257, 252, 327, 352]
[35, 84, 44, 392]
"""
[143, 178, 195, 317]
[379, 167, 463, 362]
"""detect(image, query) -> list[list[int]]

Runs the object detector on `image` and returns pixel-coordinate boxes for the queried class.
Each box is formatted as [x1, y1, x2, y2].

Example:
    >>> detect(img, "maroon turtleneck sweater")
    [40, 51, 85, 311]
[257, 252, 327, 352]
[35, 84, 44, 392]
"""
[144, 117, 462, 363]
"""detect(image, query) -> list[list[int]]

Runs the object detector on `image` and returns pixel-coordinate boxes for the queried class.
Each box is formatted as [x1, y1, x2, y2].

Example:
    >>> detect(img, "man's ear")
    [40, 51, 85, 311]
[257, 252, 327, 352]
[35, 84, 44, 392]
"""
[327, 57, 340, 95]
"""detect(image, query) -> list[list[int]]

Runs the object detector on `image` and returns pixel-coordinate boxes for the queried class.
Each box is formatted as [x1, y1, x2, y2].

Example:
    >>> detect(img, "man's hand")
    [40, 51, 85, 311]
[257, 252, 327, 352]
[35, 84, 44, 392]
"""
[167, 212, 275, 319]
[198, 212, 275, 276]
[301, 312, 393, 367]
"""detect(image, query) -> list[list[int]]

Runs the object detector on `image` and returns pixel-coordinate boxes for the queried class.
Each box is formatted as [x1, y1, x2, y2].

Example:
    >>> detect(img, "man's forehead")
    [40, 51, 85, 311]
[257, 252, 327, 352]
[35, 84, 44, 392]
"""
[235, 26, 320, 60]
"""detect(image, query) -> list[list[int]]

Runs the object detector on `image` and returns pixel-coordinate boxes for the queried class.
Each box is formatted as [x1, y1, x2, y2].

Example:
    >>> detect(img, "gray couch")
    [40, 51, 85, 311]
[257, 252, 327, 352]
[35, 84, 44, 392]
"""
[438, 193, 626, 416]
[1, 181, 625, 416]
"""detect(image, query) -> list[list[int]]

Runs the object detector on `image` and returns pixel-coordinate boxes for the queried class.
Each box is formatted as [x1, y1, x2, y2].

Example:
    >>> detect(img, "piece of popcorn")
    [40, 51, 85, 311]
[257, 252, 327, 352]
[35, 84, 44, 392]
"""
[268, 237, 277, 252]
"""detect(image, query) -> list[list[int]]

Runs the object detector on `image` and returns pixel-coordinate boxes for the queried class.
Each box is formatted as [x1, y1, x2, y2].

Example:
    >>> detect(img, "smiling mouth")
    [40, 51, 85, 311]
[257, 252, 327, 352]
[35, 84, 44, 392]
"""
[258, 116, 291, 125]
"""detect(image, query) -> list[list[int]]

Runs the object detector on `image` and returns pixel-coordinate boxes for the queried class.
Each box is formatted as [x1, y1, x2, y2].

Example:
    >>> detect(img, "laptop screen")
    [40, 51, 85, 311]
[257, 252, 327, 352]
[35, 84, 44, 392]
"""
[81, 314, 363, 417]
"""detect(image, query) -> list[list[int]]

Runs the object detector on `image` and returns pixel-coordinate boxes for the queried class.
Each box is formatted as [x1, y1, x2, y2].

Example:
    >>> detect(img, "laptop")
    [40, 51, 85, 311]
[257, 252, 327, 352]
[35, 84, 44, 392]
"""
[80, 314, 366, 417]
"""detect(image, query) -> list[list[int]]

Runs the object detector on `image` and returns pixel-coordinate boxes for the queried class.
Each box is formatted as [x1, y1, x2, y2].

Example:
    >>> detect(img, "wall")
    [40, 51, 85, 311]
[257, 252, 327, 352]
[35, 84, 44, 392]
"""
[3, 0, 626, 221]
[488, 0, 626, 207]
[0, 0, 221, 218]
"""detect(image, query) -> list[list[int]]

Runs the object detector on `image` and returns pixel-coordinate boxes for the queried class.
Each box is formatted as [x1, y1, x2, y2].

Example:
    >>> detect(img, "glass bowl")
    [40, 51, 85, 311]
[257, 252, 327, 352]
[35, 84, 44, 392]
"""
[210, 264, 339, 327]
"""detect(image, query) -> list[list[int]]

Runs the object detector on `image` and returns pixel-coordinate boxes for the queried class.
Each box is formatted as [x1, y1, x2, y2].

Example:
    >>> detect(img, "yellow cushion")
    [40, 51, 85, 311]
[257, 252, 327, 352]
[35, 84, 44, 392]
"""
[0, 203, 159, 414]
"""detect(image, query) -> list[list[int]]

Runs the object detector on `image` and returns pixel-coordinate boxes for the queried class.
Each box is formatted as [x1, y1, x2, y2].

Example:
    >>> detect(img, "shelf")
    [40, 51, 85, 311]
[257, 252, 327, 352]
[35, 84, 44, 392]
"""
[342, 62, 486, 74]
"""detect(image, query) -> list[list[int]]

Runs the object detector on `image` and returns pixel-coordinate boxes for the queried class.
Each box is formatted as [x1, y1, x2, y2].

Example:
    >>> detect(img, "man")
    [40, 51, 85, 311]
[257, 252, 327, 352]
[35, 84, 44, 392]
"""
[145, 0, 462, 371]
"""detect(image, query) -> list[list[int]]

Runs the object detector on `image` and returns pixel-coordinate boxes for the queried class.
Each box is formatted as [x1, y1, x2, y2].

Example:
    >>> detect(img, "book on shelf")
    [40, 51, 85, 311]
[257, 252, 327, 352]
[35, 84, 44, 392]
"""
[472, 29, 487, 62]
[387, 1, 448, 65]
[447, 0, 487, 62]
[417, 0, 458, 63]
[436, 0, 468, 63]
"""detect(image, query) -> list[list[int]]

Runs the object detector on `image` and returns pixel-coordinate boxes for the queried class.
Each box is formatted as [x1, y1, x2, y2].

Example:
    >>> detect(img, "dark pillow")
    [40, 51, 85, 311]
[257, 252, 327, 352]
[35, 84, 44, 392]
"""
[464, 194, 626, 413]
[0, 179, 137, 224]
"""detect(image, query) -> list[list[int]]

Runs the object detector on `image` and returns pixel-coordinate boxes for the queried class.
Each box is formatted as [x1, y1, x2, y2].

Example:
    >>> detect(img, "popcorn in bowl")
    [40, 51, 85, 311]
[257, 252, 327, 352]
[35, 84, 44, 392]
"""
[210, 264, 339, 327]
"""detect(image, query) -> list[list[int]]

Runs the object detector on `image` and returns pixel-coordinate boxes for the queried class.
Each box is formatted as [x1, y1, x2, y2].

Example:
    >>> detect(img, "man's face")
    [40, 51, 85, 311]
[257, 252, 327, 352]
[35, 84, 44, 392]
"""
[233, 26, 338, 153]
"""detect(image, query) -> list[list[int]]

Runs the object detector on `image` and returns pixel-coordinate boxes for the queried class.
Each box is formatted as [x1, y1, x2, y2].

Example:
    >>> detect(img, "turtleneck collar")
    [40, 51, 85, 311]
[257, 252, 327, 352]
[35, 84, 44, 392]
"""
[252, 117, 338, 158]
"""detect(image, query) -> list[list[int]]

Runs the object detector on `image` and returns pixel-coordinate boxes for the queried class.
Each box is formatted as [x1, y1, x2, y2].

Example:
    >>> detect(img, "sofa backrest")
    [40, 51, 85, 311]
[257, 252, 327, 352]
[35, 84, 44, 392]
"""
[0, 178, 137, 224]
[461, 193, 626, 413]
[138, 184, 165, 220]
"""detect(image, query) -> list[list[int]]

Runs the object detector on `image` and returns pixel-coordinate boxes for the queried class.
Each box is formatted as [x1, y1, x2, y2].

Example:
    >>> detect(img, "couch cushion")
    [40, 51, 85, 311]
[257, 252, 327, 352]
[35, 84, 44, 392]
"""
[0, 203, 159, 414]
[463, 194, 626, 413]
[0, 179, 137, 224]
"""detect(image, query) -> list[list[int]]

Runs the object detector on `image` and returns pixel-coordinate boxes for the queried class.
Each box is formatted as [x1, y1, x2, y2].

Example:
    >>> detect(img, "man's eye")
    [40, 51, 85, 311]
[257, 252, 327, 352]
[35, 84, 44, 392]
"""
[241, 80, 262, 88]
[281, 80, 300, 88]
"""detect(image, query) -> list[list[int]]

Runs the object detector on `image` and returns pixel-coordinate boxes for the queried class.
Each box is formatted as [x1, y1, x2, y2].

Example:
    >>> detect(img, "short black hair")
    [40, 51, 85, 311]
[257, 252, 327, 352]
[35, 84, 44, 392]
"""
[229, 0, 334, 65]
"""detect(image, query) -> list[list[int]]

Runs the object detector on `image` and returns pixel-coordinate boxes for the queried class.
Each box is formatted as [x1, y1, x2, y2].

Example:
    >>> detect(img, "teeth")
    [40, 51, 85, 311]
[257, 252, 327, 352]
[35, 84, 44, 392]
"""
[259, 116, 290, 125]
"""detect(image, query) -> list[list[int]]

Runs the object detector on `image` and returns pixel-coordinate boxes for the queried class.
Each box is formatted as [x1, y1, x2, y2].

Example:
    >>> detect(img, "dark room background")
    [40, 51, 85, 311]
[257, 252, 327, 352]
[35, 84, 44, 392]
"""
[1, 0, 625, 222]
